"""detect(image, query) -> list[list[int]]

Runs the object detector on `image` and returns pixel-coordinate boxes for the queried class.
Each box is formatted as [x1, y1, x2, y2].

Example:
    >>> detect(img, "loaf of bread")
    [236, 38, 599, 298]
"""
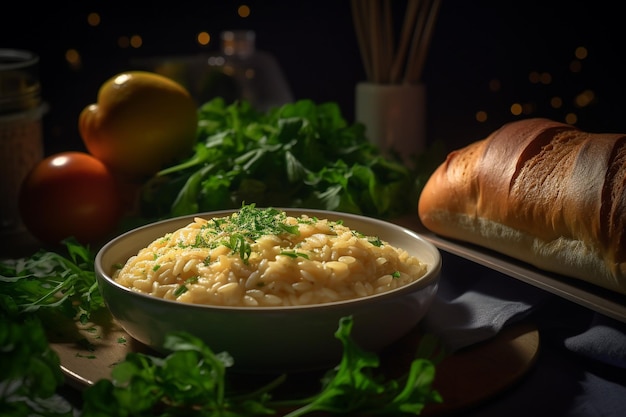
[418, 118, 626, 295]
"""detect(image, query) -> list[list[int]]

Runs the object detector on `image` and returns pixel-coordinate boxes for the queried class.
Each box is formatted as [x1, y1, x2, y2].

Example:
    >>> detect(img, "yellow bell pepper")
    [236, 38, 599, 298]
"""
[79, 71, 198, 179]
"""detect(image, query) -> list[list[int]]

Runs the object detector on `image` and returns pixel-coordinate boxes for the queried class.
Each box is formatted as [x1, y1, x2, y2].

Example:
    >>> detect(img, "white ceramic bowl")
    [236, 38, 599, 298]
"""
[95, 208, 441, 373]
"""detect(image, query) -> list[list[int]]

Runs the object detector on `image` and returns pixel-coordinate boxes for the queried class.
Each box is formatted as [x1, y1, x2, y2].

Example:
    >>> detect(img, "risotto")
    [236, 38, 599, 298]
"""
[113, 205, 427, 307]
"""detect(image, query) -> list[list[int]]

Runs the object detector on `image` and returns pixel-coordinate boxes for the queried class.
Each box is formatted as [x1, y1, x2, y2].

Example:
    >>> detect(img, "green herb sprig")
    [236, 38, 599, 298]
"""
[139, 98, 426, 221]
[79, 316, 441, 417]
[273, 316, 442, 416]
[0, 238, 104, 323]
[0, 312, 71, 417]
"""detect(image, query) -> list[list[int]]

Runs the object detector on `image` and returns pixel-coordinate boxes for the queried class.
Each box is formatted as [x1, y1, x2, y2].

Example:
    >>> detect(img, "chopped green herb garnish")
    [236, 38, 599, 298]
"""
[174, 276, 199, 297]
[279, 250, 310, 259]
[226, 233, 252, 262]
[75, 353, 97, 359]
[181, 204, 305, 263]
[218, 204, 299, 241]
[174, 285, 188, 297]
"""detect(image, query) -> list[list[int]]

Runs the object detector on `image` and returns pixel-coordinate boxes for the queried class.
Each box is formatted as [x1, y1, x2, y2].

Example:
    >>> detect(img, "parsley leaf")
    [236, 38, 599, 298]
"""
[139, 98, 424, 221]
[273, 316, 442, 416]
[0, 238, 105, 322]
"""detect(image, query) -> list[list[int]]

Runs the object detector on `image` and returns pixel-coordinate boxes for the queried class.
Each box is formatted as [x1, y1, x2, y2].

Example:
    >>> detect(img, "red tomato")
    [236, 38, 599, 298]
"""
[19, 151, 123, 245]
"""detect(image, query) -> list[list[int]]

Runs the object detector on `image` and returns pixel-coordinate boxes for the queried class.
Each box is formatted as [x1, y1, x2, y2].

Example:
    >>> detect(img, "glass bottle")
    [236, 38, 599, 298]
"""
[197, 30, 294, 112]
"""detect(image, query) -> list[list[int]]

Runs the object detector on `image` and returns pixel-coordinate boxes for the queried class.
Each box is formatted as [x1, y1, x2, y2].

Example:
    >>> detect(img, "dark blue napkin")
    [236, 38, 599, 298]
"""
[421, 251, 626, 370]
[536, 295, 626, 370]
[564, 313, 626, 369]
[421, 251, 550, 352]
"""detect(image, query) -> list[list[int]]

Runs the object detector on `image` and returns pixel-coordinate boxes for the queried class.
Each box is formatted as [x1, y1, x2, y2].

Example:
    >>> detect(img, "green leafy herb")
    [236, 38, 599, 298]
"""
[0, 312, 72, 417]
[81, 332, 279, 417]
[139, 98, 425, 221]
[0, 238, 105, 322]
[78, 316, 440, 417]
[273, 316, 442, 416]
[0, 239, 104, 415]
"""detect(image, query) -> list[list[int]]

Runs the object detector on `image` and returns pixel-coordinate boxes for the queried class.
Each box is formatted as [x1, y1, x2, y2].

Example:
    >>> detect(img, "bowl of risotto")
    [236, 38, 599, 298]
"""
[95, 205, 441, 373]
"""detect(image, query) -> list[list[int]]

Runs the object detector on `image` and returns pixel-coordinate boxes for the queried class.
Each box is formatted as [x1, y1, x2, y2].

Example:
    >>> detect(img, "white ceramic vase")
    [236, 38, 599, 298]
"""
[355, 82, 426, 166]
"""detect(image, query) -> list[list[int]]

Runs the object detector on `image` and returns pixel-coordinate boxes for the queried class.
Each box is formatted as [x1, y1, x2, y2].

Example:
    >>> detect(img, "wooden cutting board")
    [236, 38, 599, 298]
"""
[418, 322, 539, 415]
[50, 311, 539, 415]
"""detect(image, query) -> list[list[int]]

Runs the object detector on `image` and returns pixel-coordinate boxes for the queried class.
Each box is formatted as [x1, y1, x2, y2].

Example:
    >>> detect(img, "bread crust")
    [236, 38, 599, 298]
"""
[418, 118, 626, 295]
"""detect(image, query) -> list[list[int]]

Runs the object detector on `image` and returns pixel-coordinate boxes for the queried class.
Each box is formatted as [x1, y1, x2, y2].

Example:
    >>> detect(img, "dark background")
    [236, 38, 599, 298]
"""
[2, 0, 625, 156]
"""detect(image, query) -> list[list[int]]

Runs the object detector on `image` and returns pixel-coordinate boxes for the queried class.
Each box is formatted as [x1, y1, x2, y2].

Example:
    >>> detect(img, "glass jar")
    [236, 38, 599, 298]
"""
[0, 49, 46, 235]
